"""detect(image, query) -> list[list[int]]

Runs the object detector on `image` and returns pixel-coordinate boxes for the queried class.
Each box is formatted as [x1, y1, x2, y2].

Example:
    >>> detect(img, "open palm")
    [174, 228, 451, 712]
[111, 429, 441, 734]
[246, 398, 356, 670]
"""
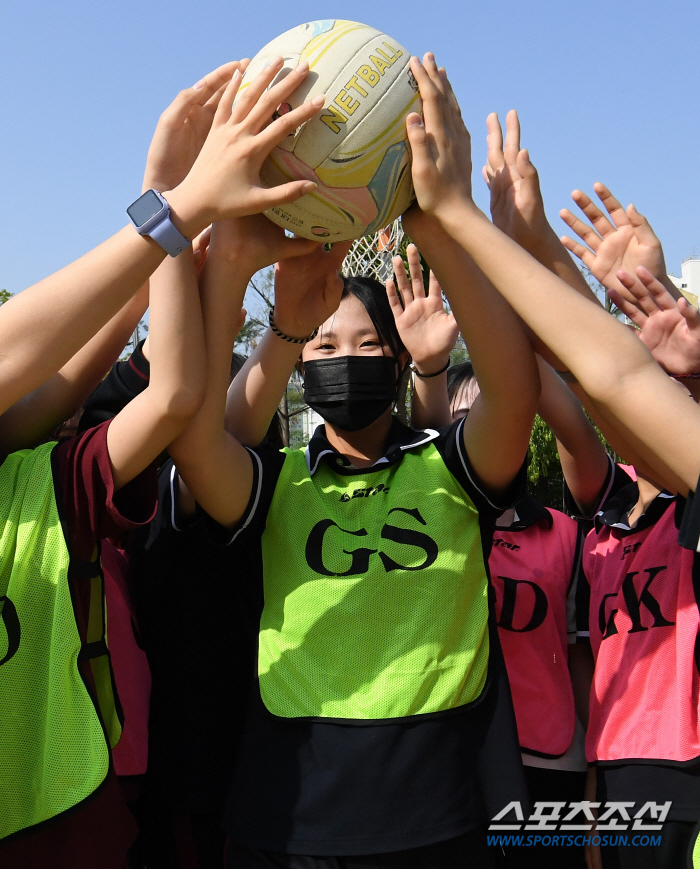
[560, 183, 679, 303]
[387, 244, 458, 371]
[609, 267, 700, 375]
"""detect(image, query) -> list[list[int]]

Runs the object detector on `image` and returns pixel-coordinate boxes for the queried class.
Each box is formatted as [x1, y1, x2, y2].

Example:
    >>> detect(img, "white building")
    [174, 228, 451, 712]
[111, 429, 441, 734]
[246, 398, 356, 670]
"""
[668, 256, 700, 308]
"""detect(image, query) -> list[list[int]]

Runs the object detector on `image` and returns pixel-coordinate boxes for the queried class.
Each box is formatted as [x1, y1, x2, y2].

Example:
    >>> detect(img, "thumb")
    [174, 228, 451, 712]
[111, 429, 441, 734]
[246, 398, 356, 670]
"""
[627, 203, 659, 247]
[679, 296, 700, 332]
[406, 113, 431, 168]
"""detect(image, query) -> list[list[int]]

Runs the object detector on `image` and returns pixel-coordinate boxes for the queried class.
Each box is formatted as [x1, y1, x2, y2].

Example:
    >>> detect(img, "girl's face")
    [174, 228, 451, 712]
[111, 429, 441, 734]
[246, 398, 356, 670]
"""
[302, 294, 391, 363]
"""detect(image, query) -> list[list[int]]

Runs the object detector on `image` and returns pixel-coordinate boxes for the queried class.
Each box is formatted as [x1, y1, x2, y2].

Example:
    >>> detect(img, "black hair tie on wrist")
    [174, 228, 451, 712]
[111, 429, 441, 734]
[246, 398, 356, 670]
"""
[268, 306, 318, 345]
[410, 359, 451, 378]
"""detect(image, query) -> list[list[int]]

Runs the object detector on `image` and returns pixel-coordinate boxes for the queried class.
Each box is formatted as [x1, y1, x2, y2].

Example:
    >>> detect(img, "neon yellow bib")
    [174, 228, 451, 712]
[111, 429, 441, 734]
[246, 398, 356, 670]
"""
[0, 444, 114, 840]
[259, 444, 490, 719]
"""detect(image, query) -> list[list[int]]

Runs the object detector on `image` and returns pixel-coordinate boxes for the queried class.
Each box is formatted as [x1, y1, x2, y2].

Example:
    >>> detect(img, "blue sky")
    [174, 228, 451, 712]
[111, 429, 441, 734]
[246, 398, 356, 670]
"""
[1, 0, 698, 295]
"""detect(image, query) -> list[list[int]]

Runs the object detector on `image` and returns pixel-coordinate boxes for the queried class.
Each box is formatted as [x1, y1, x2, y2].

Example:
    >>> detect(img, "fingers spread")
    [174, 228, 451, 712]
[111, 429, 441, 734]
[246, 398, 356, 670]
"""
[593, 182, 629, 227]
[428, 269, 443, 299]
[245, 60, 312, 132]
[392, 254, 413, 304]
[190, 61, 242, 102]
[406, 243, 425, 297]
[571, 189, 615, 237]
[560, 234, 593, 263]
[259, 93, 325, 151]
[386, 277, 405, 317]
[559, 208, 602, 251]
[607, 287, 647, 328]
[623, 267, 664, 315]
[216, 68, 243, 123]
[229, 56, 284, 125]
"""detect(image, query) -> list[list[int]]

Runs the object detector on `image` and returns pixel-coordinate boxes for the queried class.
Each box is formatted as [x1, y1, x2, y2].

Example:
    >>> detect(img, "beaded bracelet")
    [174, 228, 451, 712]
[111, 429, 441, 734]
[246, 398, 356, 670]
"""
[671, 372, 700, 380]
[410, 359, 450, 379]
[268, 306, 318, 345]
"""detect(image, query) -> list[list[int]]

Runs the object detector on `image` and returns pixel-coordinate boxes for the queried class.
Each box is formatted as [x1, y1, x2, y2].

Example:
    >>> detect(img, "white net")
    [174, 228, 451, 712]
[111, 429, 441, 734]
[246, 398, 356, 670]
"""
[342, 218, 404, 282]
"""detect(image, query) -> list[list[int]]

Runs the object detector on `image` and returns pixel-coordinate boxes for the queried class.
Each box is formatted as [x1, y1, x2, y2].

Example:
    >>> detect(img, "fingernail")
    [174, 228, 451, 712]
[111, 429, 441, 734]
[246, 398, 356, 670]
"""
[296, 60, 309, 73]
[311, 94, 326, 107]
[301, 181, 316, 194]
[407, 114, 423, 127]
[193, 78, 206, 90]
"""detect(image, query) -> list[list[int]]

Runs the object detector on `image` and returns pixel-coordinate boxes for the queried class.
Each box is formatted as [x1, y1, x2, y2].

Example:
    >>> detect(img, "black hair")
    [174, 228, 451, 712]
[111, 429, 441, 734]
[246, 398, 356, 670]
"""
[339, 274, 408, 362]
[446, 360, 480, 410]
[230, 352, 247, 383]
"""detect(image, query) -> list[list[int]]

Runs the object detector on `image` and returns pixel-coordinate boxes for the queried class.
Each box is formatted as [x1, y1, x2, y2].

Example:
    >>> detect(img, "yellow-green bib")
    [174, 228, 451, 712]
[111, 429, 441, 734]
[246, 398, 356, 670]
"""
[0, 444, 112, 841]
[259, 443, 490, 720]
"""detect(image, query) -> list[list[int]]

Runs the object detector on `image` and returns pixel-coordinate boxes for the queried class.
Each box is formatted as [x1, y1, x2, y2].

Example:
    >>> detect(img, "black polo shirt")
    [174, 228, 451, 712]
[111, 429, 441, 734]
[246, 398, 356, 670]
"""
[207, 418, 531, 855]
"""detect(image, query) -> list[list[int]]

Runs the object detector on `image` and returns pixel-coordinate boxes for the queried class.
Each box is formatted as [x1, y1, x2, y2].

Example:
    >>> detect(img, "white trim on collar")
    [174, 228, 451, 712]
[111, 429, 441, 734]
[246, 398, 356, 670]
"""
[305, 427, 440, 476]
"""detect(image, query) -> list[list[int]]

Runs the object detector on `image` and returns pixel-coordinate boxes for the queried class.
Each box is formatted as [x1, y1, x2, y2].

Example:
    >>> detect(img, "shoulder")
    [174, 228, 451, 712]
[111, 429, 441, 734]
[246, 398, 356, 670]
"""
[430, 418, 525, 517]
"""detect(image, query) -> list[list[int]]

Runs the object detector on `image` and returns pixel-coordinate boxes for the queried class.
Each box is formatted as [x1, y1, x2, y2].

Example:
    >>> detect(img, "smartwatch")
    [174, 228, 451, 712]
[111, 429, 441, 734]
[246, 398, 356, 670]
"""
[127, 189, 190, 257]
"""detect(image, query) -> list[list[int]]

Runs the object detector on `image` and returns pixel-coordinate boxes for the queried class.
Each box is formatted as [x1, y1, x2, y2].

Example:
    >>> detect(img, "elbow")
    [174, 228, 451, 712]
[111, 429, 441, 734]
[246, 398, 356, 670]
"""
[155, 381, 206, 424]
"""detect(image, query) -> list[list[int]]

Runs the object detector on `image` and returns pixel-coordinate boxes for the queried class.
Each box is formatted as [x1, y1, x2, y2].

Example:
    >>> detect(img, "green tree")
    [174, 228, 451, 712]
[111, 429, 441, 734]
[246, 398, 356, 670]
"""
[0, 289, 13, 305]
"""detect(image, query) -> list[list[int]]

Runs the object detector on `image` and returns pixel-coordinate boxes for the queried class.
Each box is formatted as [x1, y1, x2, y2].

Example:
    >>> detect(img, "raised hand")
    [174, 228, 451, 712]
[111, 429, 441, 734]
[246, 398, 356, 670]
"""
[386, 243, 457, 373]
[405, 54, 475, 221]
[483, 110, 552, 248]
[610, 267, 700, 375]
[207, 213, 319, 277]
[143, 61, 247, 193]
[167, 57, 327, 237]
[560, 183, 679, 302]
[272, 242, 353, 340]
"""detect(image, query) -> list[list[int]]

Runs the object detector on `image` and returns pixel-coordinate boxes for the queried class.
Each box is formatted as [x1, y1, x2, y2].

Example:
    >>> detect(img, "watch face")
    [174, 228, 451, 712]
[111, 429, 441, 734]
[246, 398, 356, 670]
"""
[127, 189, 163, 228]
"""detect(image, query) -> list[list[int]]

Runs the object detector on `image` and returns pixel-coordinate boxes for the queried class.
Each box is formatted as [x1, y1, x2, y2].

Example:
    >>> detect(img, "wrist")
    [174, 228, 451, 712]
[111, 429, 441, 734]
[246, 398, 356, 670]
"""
[410, 357, 450, 378]
[436, 201, 487, 237]
[162, 184, 210, 241]
[269, 306, 318, 344]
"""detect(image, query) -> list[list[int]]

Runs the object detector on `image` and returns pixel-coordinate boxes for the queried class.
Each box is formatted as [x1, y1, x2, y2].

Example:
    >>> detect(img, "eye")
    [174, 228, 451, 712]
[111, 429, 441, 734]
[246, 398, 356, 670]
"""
[317, 342, 335, 350]
[360, 339, 380, 348]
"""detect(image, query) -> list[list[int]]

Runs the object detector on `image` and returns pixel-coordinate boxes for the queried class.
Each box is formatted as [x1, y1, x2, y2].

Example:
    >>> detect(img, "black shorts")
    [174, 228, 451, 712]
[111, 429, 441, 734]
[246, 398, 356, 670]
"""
[224, 828, 496, 869]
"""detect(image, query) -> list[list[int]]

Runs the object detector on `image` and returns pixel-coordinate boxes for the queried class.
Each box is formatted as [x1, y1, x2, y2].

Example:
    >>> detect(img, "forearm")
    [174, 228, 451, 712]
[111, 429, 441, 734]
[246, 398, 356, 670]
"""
[418, 231, 538, 429]
[225, 328, 301, 446]
[168, 253, 253, 526]
[536, 357, 609, 515]
[571, 383, 687, 495]
[0, 228, 164, 415]
[410, 371, 452, 430]
[0, 284, 149, 452]
[436, 205, 700, 494]
[107, 251, 204, 490]
[526, 226, 596, 302]
[440, 206, 658, 398]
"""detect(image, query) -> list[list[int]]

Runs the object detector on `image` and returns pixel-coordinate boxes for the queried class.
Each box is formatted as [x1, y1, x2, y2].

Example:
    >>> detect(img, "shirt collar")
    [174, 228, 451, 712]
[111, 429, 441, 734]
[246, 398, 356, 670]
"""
[496, 492, 553, 531]
[594, 481, 675, 534]
[304, 417, 439, 476]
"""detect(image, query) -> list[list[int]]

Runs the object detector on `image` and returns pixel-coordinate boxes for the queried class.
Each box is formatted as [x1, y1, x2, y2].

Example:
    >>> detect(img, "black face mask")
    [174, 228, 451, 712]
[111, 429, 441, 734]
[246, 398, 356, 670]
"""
[303, 356, 398, 432]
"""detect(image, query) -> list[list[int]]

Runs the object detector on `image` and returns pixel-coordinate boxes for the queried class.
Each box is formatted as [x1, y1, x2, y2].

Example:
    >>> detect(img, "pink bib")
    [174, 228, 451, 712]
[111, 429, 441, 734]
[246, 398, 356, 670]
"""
[491, 509, 578, 757]
[584, 502, 700, 763]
